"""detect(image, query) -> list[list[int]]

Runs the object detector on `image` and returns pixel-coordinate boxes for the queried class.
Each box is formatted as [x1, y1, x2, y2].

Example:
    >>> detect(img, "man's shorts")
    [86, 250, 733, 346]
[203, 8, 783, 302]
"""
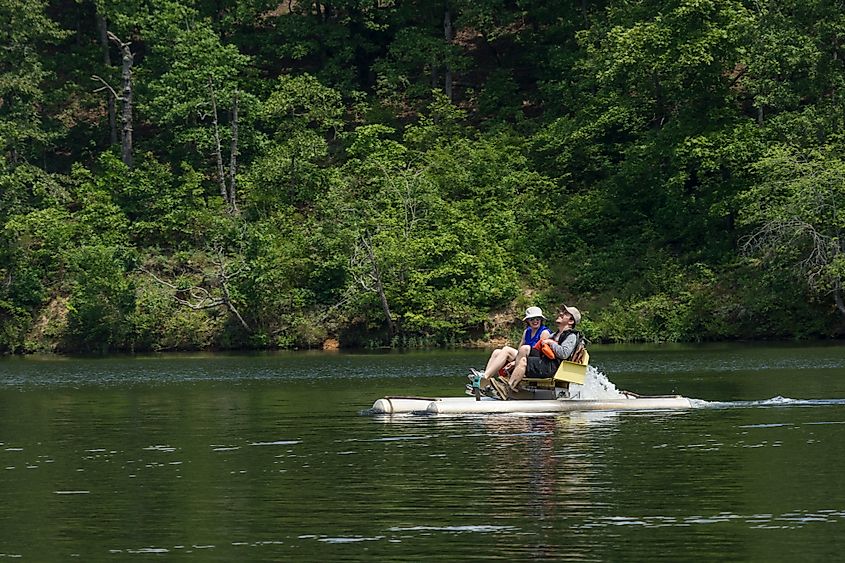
[526, 356, 559, 378]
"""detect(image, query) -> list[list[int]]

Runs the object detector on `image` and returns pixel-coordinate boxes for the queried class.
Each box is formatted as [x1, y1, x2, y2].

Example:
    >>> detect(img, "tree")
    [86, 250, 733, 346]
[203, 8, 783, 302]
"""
[92, 32, 135, 167]
[63, 245, 135, 352]
[143, 5, 252, 212]
[242, 74, 343, 213]
[94, 5, 117, 146]
[0, 0, 67, 165]
[742, 0, 845, 131]
[372, 9, 469, 108]
[740, 145, 845, 316]
[328, 115, 524, 344]
[532, 0, 759, 282]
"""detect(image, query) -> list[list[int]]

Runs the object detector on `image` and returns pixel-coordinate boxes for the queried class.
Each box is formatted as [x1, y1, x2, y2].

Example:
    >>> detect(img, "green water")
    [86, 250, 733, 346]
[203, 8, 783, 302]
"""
[2, 343, 845, 561]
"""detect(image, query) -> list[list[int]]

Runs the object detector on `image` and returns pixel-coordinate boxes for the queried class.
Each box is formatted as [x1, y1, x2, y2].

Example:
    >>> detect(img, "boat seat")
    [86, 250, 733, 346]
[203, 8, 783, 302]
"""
[523, 349, 589, 388]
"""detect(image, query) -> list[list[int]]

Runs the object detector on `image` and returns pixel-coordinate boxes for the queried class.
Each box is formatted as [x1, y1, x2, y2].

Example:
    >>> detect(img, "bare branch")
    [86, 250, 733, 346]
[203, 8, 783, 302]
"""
[350, 237, 377, 292]
[91, 75, 120, 101]
[106, 31, 130, 49]
[742, 216, 841, 293]
[140, 258, 251, 331]
[349, 232, 395, 335]
[318, 285, 356, 323]
[139, 267, 178, 291]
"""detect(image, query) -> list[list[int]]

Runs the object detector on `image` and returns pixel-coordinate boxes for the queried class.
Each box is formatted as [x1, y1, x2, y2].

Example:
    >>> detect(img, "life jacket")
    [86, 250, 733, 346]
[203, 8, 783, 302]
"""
[558, 329, 587, 363]
[538, 329, 583, 363]
[523, 324, 549, 347]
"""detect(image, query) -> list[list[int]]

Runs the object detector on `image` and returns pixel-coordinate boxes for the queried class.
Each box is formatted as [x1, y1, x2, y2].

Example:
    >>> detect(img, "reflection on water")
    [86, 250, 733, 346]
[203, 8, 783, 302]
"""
[1, 344, 845, 560]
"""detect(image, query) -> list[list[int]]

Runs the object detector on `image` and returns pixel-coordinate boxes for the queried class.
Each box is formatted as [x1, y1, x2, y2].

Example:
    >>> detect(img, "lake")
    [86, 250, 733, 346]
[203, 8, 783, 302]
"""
[1, 343, 845, 561]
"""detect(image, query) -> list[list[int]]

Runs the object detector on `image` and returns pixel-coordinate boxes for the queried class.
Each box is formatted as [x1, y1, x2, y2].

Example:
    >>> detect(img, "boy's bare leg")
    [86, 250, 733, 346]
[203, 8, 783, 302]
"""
[506, 345, 533, 389]
[513, 344, 531, 365]
[508, 356, 528, 390]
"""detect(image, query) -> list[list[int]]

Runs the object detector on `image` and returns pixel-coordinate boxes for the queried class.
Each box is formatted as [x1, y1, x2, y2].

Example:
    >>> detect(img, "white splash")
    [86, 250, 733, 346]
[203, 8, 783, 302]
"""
[568, 366, 628, 400]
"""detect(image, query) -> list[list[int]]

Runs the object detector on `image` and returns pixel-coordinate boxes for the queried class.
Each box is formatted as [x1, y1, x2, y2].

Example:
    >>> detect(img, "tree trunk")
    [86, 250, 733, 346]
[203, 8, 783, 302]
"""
[444, 8, 453, 100]
[653, 72, 664, 129]
[208, 77, 230, 210]
[108, 32, 133, 168]
[228, 90, 239, 214]
[835, 286, 845, 316]
[353, 234, 396, 337]
[431, 53, 438, 90]
[365, 240, 396, 337]
[96, 14, 117, 146]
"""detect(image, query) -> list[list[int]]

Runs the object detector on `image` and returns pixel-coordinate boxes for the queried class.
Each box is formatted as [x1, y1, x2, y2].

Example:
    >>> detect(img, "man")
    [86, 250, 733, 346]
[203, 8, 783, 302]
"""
[491, 305, 582, 398]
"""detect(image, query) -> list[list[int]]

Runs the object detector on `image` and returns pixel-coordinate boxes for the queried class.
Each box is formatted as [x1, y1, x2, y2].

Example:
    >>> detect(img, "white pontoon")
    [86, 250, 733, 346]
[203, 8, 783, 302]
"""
[369, 350, 692, 415]
[371, 394, 692, 415]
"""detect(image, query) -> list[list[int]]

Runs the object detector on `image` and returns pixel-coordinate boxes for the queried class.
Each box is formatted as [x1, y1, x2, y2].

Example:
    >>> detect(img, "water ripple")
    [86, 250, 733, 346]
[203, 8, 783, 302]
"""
[576, 509, 845, 530]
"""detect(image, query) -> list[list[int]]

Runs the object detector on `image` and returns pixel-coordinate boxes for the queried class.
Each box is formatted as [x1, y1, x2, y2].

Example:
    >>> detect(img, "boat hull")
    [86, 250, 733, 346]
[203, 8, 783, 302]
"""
[370, 395, 692, 415]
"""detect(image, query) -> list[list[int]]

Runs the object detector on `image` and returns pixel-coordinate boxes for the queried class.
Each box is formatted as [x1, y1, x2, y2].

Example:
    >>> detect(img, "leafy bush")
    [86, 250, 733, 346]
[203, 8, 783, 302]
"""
[62, 246, 135, 353]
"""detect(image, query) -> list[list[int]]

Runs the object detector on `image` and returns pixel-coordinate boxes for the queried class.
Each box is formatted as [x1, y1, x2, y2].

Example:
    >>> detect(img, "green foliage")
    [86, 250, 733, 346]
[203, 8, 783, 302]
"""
[3, 206, 76, 307]
[0, 0, 69, 161]
[70, 167, 131, 248]
[589, 262, 732, 342]
[62, 245, 135, 353]
[263, 1, 393, 92]
[373, 27, 469, 106]
[739, 145, 845, 308]
[477, 70, 521, 123]
[237, 214, 327, 348]
[326, 115, 528, 344]
[86, 153, 216, 246]
[0, 164, 70, 220]
[243, 74, 345, 213]
[132, 275, 225, 351]
[2, 0, 845, 354]
[0, 299, 30, 353]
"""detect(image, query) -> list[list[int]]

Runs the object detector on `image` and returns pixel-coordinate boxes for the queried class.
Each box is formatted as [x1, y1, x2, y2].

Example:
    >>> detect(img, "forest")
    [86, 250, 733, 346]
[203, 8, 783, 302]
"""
[1, 0, 844, 354]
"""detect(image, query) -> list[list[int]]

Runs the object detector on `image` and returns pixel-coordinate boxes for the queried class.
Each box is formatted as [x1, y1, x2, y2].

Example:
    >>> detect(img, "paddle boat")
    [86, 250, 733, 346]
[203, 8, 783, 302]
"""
[369, 350, 693, 415]
[371, 394, 693, 415]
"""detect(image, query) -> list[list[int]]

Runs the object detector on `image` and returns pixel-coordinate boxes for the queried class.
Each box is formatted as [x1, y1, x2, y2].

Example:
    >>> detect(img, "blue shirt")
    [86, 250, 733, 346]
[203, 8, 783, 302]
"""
[523, 325, 549, 347]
